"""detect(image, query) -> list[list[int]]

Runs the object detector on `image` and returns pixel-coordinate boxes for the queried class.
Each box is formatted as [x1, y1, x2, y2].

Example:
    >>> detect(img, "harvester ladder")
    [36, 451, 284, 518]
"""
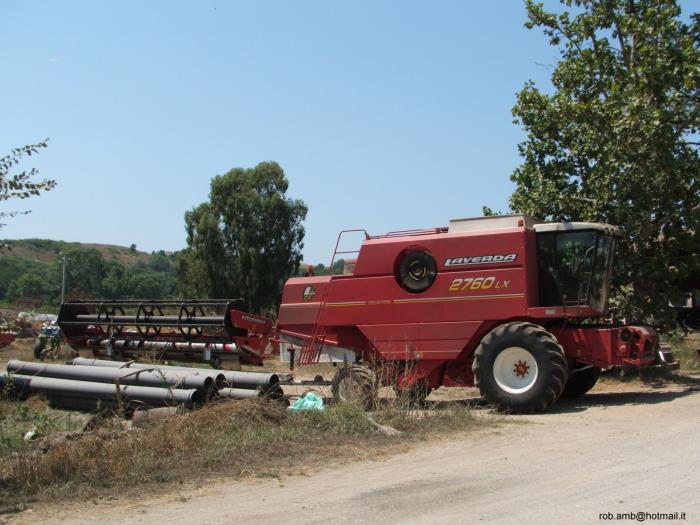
[298, 229, 369, 365]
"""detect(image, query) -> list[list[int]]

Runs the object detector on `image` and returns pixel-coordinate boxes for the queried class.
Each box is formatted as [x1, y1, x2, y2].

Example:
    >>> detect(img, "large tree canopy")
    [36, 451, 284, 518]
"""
[176, 162, 308, 314]
[511, 0, 699, 326]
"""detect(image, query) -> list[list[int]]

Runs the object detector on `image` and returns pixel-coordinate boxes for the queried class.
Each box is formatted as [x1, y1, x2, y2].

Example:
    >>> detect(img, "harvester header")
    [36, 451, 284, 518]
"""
[58, 299, 275, 367]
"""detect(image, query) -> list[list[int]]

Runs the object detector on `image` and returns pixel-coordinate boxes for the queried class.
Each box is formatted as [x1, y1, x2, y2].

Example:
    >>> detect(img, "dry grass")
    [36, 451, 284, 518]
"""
[0, 343, 490, 509]
[672, 337, 700, 372]
[0, 339, 35, 369]
[0, 395, 488, 508]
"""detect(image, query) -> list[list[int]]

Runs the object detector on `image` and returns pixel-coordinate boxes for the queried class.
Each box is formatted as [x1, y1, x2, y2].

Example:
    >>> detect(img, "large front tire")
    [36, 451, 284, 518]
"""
[472, 322, 567, 413]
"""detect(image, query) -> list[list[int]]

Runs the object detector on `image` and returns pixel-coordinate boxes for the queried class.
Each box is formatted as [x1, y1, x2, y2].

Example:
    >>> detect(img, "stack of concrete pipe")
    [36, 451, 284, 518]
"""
[1, 357, 284, 413]
[3, 359, 229, 411]
[70, 358, 284, 401]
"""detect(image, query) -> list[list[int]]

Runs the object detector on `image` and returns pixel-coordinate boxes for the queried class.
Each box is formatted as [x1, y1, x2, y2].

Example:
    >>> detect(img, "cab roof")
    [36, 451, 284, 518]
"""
[534, 222, 621, 237]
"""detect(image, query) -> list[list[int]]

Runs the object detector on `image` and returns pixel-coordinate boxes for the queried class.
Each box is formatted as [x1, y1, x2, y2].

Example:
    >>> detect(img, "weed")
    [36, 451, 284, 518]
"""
[671, 339, 699, 371]
[0, 398, 88, 459]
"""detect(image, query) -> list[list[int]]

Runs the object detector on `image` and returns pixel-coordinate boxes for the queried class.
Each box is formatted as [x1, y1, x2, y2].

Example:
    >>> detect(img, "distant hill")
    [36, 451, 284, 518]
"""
[1, 238, 157, 266]
[0, 239, 177, 306]
[0, 239, 335, 306]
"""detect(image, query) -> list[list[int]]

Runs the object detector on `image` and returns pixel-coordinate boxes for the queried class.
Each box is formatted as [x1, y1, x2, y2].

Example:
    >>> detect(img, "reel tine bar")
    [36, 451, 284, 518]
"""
[58, 299, 244, 341]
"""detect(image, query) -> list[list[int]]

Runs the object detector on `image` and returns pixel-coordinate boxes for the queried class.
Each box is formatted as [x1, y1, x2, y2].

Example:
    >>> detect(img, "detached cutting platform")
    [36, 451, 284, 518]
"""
[57, 300, 276, 368]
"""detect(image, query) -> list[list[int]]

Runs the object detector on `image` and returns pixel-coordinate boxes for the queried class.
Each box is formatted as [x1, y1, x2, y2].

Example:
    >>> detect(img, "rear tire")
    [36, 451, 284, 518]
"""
[331, 365, 377, 410]
[472, 322, 567, 413]
[562, 367, 600, 397]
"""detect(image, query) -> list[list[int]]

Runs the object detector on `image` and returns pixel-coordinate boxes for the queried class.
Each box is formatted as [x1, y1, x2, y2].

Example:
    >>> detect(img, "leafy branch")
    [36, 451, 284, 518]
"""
[0, 139, 56, 230]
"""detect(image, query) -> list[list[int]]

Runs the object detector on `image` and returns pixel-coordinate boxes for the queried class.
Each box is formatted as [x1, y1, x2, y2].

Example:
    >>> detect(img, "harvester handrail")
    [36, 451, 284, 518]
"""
[372, 227, 448, 239]
[327, 229, 369, 277]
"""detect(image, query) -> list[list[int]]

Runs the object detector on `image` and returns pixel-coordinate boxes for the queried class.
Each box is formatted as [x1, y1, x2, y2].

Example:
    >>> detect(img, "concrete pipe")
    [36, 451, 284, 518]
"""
[217, 387, 263, 400]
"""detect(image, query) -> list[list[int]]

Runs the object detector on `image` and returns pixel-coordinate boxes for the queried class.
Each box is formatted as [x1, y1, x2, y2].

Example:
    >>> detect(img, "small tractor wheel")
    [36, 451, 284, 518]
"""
[33, 339, 46, 360]
[472, 322, 567, 413]
[331, 365, 377, 410]
[562, 367, 600, 398]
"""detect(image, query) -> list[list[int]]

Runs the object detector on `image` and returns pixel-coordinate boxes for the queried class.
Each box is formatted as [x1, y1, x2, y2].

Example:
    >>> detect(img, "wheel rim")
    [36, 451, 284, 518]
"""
[493, 346, 539, 394]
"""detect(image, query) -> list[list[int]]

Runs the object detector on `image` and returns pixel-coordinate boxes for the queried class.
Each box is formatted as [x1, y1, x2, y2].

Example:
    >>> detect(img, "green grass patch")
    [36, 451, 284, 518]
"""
[671, 339, 699, 372]
[0, 399, 88, 459]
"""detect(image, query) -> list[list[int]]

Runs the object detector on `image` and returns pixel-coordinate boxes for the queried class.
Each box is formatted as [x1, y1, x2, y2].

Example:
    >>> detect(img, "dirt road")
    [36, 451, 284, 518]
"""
[30, 378, 698, 525]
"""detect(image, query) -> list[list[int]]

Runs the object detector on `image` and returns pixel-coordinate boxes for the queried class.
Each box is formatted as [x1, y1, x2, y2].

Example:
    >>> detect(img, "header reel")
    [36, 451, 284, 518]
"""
[58, 299, 274, 367]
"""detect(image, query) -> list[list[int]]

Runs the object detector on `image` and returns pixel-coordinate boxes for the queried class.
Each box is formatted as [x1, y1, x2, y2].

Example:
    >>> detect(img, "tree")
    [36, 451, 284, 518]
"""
[126, 271, 175, 299]
[101, 261, 127, 299]
[0, 140, 56, 231]
[510, 0, 699, 326]
[176, 162, 308, 313]
[61, 248, 107, 299]
[296, 259, 346, 277]
[148, 251, 172, 273]
[6, 272, 46, 301]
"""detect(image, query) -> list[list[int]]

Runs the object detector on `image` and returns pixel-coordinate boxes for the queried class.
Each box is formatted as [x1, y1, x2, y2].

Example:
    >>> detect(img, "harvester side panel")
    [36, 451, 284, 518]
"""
[278, 276, 330, 326]
[318, 269, 526, 326]
[351, 228, 526, 277]
[356, 321, 483, 361]
[279, 269, 528, 329]
[281, 227, 551, 392]
[278, 228, 533, 368]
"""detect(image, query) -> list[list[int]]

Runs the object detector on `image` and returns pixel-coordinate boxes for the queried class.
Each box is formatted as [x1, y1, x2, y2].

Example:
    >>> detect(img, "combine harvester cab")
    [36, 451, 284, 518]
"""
[57, 300, 275, 369]
[277, 214, 677, 413]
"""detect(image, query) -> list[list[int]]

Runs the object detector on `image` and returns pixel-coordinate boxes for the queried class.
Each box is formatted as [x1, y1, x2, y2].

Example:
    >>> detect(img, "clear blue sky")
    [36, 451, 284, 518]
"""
[2, 1, 575, 263]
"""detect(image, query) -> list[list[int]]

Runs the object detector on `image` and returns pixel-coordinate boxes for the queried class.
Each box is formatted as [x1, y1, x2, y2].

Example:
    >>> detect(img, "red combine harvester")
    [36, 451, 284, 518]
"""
[276, 214, 674, 412]
[58, 214, 676, 413]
